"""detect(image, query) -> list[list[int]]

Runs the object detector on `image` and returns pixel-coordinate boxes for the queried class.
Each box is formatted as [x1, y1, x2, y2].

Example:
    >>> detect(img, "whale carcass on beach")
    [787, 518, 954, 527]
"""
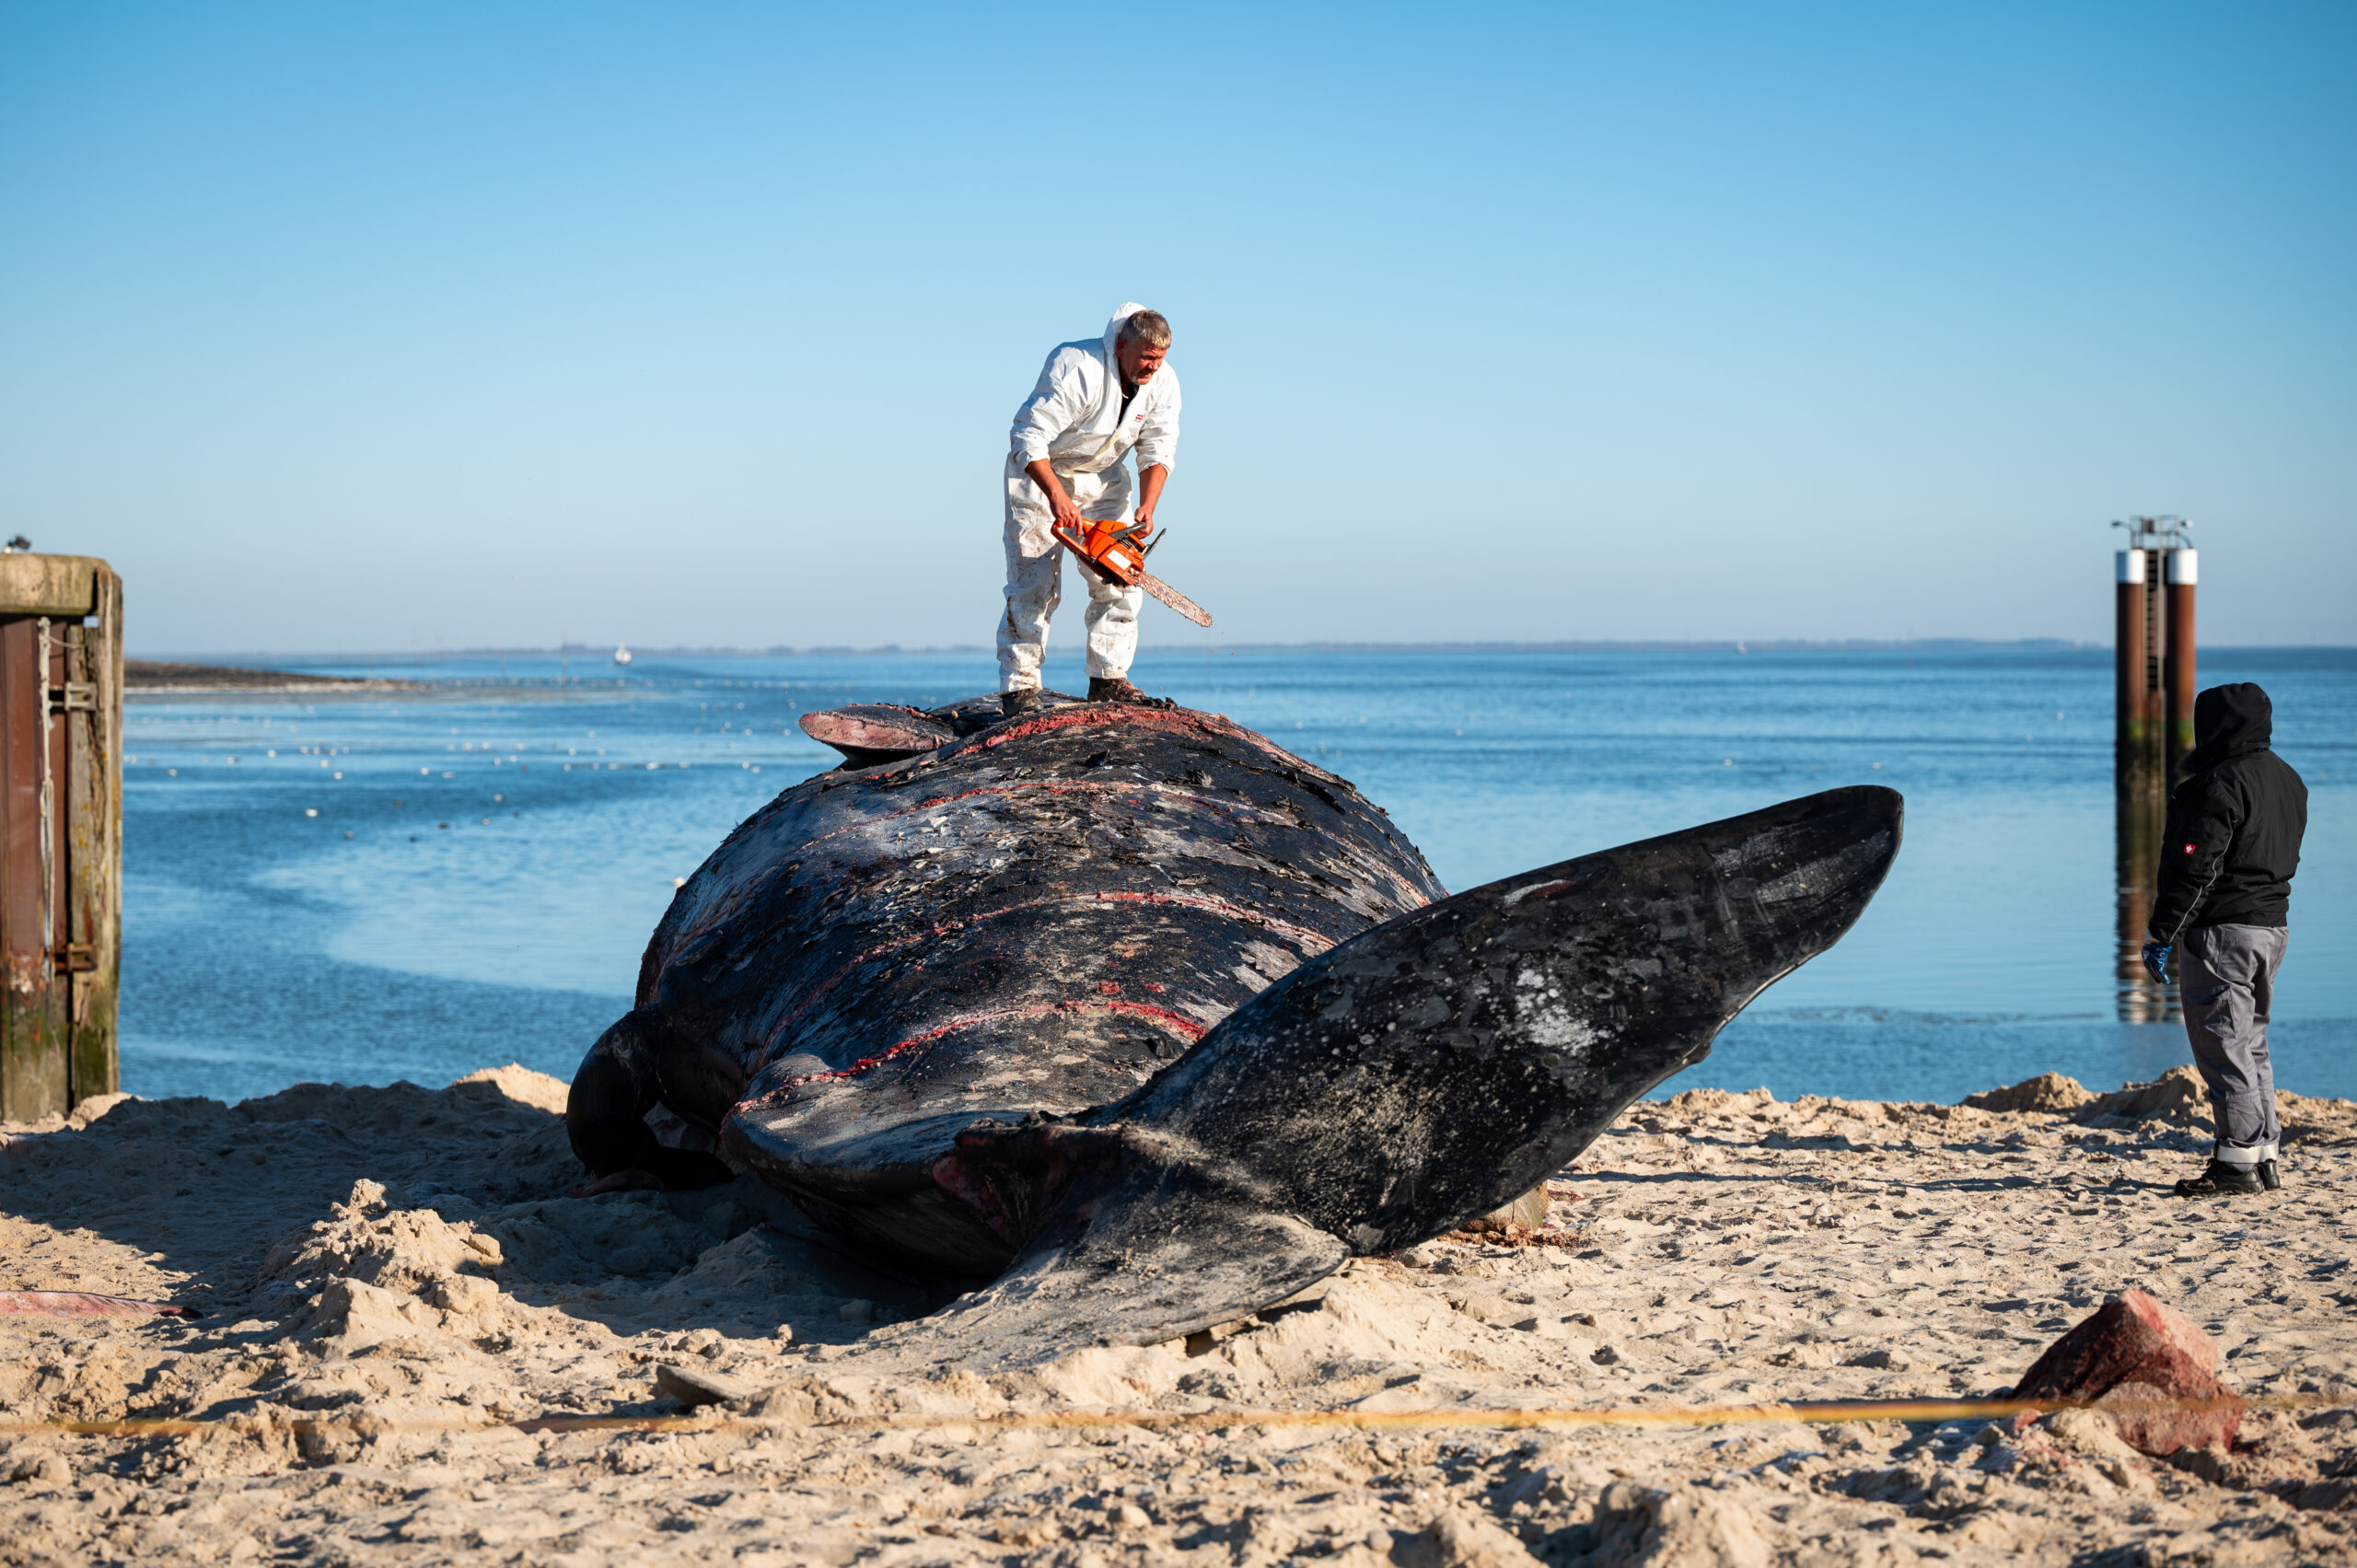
[568, 695, 1901, 1354]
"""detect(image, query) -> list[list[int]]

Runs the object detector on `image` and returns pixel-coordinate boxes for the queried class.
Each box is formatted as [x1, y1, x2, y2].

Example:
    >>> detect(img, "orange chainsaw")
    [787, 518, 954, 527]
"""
[1051, 519, 1213, 627]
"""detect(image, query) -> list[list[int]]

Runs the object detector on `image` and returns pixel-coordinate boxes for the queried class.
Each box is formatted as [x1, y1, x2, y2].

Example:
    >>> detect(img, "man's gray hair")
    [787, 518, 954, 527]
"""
[1118, 309, 1172, 349]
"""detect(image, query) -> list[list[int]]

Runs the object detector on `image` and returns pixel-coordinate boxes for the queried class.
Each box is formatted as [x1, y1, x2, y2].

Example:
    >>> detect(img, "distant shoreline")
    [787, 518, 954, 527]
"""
[124, 659, 420, 693]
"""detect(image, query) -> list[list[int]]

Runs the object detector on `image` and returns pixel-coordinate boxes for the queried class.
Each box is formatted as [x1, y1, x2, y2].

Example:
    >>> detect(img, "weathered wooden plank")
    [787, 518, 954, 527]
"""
[65, 621, 111, 1100]
[0, 555, 102, 619]
[0, 559, 122, 1119]
[69, 572, 122, 1103]
[83, 573, 122, 1098]
[0, 615, 62, 1119]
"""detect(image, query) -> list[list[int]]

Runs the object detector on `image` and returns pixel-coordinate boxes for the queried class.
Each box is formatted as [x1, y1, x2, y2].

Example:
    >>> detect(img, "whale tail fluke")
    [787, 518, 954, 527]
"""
[925, 787, 1901, 1357]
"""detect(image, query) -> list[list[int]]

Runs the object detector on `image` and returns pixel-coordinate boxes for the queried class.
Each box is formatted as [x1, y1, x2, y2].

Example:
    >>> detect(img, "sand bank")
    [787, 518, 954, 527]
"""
[4, 1064, 2353, 1565]
[124, 661, 418, 694]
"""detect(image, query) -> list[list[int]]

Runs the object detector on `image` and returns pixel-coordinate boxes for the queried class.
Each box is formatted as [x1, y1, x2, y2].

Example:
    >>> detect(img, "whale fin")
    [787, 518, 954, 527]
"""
[568, 1009, 735, 1190]
[923, 1122, 1346, 1356]
[911, 787, 1899, 1361]
[799, 704, 957, 766]
[1104, 785, 1902, 1255]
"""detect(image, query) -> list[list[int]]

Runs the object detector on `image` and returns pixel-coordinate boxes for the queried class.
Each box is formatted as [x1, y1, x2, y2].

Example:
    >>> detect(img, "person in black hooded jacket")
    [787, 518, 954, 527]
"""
[2142, 683, 2307, 1197]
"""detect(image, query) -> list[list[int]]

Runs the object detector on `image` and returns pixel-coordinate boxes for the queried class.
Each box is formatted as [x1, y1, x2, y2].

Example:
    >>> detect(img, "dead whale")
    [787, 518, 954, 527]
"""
[569, 696, 1900, 1351]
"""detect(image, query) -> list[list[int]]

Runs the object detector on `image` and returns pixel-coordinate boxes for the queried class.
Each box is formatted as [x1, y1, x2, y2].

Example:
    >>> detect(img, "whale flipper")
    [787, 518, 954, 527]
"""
[922, 1122, 1347, 1355]
[800, 692, 1099, 762]
[1127, 785, 1902, 1251]
[930, 786, 1900, 1352]
[798, 704, 958, 766]
[568, 1009, 735, 1190]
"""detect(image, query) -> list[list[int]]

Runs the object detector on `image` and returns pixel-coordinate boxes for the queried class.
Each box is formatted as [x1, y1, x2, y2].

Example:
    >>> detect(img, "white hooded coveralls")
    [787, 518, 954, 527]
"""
[996, 303, 1181, 692]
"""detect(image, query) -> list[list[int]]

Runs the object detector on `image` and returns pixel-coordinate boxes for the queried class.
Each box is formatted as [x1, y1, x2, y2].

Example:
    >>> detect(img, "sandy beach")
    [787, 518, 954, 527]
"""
[4, 1064, 2352, 1566]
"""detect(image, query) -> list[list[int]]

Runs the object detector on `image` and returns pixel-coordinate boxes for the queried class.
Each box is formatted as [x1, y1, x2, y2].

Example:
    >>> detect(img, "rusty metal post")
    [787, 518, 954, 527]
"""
[2114, 548, 2149, 788]
[2111, 519, 2186, 1023]
[2145, 546, 2163, 766]
[2115, 546, 2166, 796]
[2112, 543, 2160, 1018]
[2165, 547, 2198, 788]
[0, 552, 121, 1119]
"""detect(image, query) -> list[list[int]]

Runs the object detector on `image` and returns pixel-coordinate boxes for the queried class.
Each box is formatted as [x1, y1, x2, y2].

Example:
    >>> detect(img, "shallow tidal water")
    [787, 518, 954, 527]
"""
[120, 645, 2355, 1107]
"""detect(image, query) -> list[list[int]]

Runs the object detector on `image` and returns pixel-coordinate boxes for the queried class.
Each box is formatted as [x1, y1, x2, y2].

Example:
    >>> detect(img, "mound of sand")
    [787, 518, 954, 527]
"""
[5, 1066, 2355, 1564]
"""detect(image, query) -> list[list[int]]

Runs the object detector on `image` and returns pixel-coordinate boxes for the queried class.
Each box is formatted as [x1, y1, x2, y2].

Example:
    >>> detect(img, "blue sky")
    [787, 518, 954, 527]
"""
[1, 2, 2350, 653]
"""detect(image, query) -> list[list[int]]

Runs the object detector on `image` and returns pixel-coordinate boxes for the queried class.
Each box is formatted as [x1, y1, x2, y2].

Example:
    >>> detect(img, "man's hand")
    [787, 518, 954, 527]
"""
[1133, 462, 1169, 537]
[1025, 459, 1083, 536]
[2142, 942, 2174, 986]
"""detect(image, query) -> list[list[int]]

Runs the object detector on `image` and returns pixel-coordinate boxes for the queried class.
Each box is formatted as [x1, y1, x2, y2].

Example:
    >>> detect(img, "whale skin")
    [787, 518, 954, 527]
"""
[568, 696, 1901, 1356]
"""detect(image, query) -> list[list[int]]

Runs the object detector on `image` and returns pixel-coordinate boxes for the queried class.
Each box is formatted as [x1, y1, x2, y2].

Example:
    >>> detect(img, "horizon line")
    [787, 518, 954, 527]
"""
[128, 637, 2357, 662]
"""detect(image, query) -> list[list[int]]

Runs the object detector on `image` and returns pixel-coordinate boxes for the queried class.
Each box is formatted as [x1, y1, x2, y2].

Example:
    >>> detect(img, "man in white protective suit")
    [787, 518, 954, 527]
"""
[996, 303, 1180, 716]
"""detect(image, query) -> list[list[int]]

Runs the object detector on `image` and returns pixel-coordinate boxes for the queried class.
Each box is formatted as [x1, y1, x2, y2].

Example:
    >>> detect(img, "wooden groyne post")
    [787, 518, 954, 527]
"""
[0, 552, 122, 1119]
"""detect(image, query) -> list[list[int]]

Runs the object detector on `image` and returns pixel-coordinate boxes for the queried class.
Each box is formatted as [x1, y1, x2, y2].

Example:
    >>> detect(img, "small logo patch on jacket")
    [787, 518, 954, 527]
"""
[2184, 842, 2197, 854]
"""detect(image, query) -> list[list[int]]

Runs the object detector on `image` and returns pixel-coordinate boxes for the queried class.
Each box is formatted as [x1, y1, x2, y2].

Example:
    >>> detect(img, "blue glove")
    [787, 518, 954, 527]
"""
[2142, 942, 2173, 985]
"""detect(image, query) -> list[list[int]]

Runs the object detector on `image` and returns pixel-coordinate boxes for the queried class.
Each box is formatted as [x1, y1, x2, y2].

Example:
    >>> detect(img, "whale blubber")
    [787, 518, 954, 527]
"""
[571, 696, 1900, 1361]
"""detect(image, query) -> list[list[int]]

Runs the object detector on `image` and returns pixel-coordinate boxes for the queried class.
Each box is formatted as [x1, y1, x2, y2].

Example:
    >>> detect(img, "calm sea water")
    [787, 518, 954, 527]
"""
[122, 645, 2355, 1108]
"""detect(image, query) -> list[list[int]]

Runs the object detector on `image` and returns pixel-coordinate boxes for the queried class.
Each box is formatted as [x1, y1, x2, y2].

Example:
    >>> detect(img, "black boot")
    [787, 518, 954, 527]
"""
[1000, 688, 1044, 719]
[2174, 1159, 2265, 1198]
[2258, 1159, 2283, 1191]
[1086, 677, 1175, 709]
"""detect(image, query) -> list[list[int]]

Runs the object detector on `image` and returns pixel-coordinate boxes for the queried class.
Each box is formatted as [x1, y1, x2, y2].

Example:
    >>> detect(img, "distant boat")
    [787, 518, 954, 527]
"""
[613, 646, 633, 666]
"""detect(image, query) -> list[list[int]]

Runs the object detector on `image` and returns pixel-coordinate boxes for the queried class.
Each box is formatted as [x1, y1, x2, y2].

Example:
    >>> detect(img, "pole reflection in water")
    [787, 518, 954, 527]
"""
[2115, 781, 2177, 1024]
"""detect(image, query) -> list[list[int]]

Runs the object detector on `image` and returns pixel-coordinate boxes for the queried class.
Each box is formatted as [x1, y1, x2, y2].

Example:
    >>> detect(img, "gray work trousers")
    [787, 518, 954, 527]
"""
[2178, 923, 2289, 1165]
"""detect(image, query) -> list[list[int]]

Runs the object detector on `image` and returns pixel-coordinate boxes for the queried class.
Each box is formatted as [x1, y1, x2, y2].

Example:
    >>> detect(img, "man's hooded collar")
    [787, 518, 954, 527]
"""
[1104, 302, 1147, 396]
[2185, 683, 2272, 774]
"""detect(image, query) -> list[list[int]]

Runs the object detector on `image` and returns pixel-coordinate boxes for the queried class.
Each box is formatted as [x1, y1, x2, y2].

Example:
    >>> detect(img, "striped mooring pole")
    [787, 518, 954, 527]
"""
[2110, 517, 2195, 1022]
[2165, 546, 2199, 783]
[2113, 543, 2159, 792]
[2112, 517, 2198, 792]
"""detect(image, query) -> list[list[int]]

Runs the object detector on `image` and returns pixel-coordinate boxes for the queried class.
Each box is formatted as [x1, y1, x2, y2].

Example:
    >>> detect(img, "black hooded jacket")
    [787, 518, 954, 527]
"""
[2149, 683, 2307, 944]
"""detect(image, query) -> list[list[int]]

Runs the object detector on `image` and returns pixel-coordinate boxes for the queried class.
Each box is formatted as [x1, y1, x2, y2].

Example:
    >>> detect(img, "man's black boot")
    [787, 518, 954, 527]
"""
[2174, 1159, 2266, 1198]
[1086, 677, 1175, 709]
[1000, 688, 1044, 719]
[2258, 1159, 2283, 1191]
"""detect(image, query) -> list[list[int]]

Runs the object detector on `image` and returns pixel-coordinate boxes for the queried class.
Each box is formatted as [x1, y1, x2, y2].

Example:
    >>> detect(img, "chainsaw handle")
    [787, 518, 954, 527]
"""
[1051, 521, 1142, 587]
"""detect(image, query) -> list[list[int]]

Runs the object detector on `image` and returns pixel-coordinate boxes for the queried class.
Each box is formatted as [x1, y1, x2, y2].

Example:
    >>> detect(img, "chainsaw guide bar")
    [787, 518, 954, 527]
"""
[1051, 521, 1213, 628]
